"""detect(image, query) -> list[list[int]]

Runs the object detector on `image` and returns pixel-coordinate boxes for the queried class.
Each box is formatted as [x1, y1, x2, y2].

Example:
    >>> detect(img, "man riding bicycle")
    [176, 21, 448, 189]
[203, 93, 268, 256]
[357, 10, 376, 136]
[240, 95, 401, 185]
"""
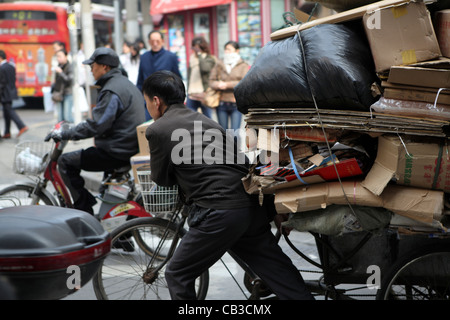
[142, 70, 314, 300]
[46, 47, 145, 214]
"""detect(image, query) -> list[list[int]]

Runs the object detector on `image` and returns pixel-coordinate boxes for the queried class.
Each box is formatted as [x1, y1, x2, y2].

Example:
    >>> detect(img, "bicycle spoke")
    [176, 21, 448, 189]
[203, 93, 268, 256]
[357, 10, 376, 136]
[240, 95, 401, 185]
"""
[93, 217, 208, 300]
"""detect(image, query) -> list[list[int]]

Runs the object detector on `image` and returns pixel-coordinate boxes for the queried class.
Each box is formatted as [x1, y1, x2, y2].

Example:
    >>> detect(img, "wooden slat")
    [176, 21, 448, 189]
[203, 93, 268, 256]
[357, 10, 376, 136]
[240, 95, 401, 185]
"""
[270, 0, 410, 40]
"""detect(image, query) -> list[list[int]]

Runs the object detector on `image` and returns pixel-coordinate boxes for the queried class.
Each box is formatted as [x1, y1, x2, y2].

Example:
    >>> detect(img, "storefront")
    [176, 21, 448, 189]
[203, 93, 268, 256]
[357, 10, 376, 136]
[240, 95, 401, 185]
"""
[150, 0, 291, 81]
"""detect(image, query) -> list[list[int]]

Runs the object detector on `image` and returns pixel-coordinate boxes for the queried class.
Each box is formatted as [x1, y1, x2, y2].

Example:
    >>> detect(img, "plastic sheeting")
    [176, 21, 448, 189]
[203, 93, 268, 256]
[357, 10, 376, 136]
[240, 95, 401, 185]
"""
[283, 205, 393, 236]
[235, 24, 379, 114]
[371, 97, 450, 121]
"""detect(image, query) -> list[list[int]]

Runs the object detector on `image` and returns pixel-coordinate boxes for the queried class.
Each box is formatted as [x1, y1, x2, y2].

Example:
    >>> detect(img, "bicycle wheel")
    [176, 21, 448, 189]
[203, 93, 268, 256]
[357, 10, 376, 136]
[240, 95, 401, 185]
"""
[93, 217, 209, 300]
[0, 184, 55, 207]
[131, 218, 176, 260]
[377, 246, 450, 300]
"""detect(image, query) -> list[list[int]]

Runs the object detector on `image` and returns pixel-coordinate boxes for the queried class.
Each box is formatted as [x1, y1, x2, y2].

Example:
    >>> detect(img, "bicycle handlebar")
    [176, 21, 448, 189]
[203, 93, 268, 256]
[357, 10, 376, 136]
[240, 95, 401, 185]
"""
[44, 121, 70, 143]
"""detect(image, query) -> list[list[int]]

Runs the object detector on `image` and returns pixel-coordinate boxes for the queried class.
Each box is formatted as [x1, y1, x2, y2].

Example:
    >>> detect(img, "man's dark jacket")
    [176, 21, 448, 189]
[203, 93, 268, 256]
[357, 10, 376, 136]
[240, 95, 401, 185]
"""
[65, 68, 145, 160]
[0, 61, 18, 103]
[146, 103, 256, 210]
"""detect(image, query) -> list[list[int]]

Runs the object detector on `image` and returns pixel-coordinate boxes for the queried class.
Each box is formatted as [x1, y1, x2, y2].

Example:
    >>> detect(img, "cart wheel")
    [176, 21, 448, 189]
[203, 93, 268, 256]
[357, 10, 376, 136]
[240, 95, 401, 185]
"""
[377, 245, 450, 300]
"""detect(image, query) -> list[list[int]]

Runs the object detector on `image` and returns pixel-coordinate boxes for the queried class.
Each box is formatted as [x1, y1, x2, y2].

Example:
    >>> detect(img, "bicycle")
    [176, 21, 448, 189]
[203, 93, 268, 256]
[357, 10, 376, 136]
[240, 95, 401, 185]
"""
[0, 121, 152, 233]
[94, 190, 450, 300]
[92, 199, 276, 300]
[94, 164, 284, 300]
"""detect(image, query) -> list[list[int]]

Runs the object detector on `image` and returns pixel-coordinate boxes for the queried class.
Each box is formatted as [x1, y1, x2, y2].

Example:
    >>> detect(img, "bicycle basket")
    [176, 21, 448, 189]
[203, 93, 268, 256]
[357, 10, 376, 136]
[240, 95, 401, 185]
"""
[13, 141, 52, 176]
[137, 166, 179, 214]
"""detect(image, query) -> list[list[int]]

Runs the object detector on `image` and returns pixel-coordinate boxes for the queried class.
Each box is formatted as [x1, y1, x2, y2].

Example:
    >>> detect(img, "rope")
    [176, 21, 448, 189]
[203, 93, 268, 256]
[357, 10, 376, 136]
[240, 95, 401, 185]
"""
[294, 24, 358, 217]
[278, 3, 319, 30]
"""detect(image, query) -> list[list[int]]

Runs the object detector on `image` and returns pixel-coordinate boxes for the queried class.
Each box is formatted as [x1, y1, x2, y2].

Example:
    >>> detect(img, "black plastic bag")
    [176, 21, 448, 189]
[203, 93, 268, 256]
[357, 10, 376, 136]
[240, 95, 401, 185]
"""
[235, 23, 379, 114]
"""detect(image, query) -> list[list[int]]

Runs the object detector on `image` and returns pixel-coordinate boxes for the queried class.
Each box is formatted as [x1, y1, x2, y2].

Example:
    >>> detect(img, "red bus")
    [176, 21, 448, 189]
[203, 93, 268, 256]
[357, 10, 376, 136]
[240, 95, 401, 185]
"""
[0, 2, 115, 105]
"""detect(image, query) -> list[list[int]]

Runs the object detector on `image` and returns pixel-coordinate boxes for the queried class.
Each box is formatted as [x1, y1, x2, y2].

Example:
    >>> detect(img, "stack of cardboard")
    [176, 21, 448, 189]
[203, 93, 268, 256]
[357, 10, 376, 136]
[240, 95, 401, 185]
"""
[130, 121, 153, 183]
[243, 0, 450, 235]
[363, 1, 450, 120]
[373, 59, 450, 119]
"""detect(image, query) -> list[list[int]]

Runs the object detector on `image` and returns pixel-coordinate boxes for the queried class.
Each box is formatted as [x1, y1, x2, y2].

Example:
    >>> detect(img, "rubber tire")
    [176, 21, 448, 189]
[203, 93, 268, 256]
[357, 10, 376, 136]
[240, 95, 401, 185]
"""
[0, 184, 55, 206]
[93, 217, 209, 300]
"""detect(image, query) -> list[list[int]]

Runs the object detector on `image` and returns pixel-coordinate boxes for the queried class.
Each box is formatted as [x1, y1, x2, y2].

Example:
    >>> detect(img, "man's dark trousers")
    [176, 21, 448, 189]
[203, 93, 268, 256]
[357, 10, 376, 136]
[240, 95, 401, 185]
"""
[165, 205, 315, 300]
[2, 101, 26, 134]
[57, 147, 130, 214]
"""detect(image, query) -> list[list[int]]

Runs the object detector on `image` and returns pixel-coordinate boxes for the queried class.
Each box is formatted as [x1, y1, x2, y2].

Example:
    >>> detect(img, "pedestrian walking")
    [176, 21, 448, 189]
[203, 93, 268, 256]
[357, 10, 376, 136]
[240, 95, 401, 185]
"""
[186, 36, 216, 119]
[45, 47, 145, 214]
[0, 50, 28, 139]
[136, 30, 182, 120]
[209, 41, 248, 131]
[142, 70, 314, 300]
[52, 49, 74, 123]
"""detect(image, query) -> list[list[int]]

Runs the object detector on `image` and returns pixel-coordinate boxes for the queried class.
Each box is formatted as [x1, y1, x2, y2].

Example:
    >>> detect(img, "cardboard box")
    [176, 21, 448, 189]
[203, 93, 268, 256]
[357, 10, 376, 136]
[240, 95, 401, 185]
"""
[363, 1, 441, 73]
[294, 8, 316, 23]
[130, 152, 150, 183]
[383, 87, 450, 105]
[271, 0, 410, 40]
[388, 65, 450, 88]
[279, 143, 313, 162]
[435, 9, 450, 58]
[382, 80, 450, 94]
[275, 180, 382, 213]
[361, 135, 450, 195]
[242, 170, 326, 199]
[274, 180, 444, 223]
[136, 121, 153, 155]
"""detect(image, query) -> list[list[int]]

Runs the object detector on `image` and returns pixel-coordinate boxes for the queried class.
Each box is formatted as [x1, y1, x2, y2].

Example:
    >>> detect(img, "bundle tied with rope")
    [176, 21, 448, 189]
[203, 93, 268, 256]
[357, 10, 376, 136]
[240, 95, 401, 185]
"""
[234, 23, 379, 114]
[238, 17, 449, 235]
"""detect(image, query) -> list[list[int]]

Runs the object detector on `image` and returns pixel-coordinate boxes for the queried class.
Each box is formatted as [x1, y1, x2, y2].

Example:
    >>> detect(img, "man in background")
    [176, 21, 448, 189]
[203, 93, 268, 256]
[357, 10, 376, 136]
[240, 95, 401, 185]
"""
[0, 50, 28, 139]
[47, 47, 145, 214]
[136, 30, 181, 120]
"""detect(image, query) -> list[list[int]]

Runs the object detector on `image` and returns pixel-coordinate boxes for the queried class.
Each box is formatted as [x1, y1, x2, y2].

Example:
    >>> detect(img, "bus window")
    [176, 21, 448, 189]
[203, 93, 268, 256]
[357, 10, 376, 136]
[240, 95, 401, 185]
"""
[94, 20, 113, 47]
[0, 10, 57, 21]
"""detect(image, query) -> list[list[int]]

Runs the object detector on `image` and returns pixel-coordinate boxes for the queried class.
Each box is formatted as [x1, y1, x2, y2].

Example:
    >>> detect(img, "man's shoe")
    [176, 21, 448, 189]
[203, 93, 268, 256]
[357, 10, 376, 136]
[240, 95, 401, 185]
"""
[17, 126, 28, 138]
[2, 134, 11, 139]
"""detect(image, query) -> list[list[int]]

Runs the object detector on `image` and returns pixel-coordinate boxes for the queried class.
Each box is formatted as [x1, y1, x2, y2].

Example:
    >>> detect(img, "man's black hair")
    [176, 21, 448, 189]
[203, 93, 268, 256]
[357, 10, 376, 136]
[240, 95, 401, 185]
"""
[142, 70, 186, 106]
[0, 50, 6, 60]
[53, 40, 66, 49]
[148, 30, 164, 40]
[56, 49, 68, 56]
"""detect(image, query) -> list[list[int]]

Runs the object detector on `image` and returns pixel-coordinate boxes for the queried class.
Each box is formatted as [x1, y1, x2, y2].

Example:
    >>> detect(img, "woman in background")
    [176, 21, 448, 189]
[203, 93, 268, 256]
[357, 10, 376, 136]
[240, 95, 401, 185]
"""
[127, 42, 141, 85]
[209, 41, 248, 130]
[186, 37, 216, 119]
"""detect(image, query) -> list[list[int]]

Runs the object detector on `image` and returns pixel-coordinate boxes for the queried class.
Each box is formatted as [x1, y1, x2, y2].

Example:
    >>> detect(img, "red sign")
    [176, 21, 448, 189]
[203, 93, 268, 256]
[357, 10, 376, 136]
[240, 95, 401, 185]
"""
[150, 0, 232, 15]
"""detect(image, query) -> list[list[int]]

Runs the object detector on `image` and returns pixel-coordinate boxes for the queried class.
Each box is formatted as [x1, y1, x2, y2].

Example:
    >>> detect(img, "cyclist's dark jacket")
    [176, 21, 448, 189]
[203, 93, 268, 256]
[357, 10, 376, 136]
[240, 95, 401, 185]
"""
[64, 68, 145, 161]
[146, 103, 257, 210]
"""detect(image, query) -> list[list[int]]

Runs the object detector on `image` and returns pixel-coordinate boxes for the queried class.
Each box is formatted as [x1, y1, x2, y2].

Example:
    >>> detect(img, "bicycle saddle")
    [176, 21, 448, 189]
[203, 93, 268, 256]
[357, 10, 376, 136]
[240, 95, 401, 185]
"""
[113, 165, 132, 174]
